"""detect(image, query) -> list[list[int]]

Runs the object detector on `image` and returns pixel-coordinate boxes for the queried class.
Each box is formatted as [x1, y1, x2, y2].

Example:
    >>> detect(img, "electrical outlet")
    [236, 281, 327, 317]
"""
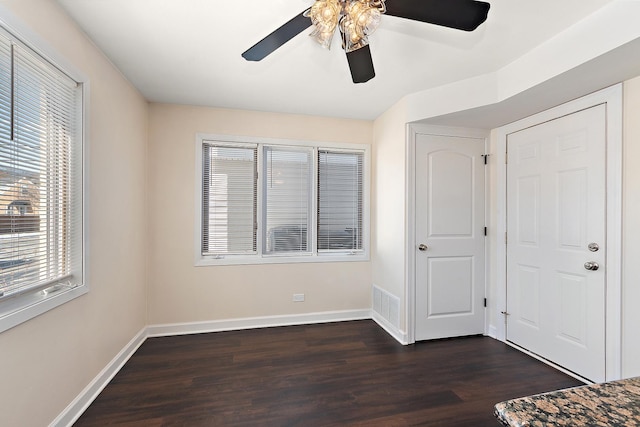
[292, 293, 305, 302]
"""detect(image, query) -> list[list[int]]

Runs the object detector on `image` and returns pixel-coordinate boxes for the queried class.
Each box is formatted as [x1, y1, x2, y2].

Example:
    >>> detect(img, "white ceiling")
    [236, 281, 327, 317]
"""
[56, 0, 615, 121]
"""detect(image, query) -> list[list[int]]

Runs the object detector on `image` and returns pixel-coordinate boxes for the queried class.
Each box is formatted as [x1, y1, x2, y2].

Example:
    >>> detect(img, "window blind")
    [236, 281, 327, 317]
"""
[202, 143, 257, 255]
[264, 146, 312, 254]
[317, 150, 364, 252]
[0, 38, 81, 298]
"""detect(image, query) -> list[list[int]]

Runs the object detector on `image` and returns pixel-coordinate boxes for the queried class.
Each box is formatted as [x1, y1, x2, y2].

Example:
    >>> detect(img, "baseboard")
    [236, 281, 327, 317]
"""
[50, 327, 148, 427]
[146, 309, 371, 337]
[372, 311, 409, 345]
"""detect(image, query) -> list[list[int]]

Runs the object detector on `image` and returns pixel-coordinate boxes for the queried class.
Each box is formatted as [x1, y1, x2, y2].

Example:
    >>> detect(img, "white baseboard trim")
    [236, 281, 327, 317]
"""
[371, 311, 409, 345]
[50, 327, 148, 427]
[146, 309, 371, 337]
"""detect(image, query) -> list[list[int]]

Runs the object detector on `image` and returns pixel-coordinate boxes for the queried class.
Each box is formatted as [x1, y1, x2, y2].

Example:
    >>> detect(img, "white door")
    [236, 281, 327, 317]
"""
[415, 134, 485, 341]
[506, 104, 606, 382]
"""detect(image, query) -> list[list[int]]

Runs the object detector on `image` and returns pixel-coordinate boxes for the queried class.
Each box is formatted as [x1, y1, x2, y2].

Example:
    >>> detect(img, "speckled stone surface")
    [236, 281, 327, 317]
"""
[494, 377, 640, 426]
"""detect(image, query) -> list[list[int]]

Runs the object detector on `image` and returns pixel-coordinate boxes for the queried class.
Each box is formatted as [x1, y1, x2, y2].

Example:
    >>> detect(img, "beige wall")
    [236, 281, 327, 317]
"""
[622, 76, 640, 378]
[371, 100, 408, 330]
[147, 104, 372, 325]
[0, 1, 148, 426]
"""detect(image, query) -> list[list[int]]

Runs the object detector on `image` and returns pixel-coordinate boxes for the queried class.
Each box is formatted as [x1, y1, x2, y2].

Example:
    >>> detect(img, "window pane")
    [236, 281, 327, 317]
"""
[264, 146, 312, 254]
[318, 150, 363, 252]
[202, 144, 257, 255]
[0, 42, 80, 298]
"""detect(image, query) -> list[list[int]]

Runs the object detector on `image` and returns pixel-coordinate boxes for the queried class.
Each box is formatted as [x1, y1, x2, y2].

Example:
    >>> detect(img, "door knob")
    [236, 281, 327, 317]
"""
[584, 261, 599, 271]
[418, 244, 428, 252]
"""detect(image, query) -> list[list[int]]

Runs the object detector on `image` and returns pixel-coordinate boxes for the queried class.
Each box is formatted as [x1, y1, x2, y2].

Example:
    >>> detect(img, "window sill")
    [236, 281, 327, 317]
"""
[0, 284, 87, 333]
[195, 252, 369, 267]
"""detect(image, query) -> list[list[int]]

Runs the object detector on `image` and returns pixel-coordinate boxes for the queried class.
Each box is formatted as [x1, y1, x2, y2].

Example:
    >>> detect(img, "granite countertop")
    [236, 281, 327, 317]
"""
[494, 376, 640, 426]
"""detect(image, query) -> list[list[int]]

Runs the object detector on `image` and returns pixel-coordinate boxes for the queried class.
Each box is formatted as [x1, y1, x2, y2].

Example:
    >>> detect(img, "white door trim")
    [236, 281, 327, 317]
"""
[406, 124, 490, 344]
[495, 84, 623, 381]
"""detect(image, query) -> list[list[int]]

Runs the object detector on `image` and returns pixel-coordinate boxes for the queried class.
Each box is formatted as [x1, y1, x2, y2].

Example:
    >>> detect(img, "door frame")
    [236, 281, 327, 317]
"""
[495, 84, 623, 381]
[406, 124, 489, 344]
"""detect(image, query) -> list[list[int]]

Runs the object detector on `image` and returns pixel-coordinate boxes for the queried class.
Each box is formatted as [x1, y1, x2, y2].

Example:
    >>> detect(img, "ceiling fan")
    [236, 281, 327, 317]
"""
[242, 0, 490, 84]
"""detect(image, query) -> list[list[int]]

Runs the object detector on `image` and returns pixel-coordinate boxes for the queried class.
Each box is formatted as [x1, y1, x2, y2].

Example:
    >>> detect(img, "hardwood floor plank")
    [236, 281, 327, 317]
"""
[74, 320, 583, 426]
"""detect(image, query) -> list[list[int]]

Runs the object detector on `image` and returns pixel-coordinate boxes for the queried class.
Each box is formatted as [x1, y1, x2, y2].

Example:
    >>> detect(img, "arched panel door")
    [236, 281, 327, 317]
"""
[415, 134, 485, 341]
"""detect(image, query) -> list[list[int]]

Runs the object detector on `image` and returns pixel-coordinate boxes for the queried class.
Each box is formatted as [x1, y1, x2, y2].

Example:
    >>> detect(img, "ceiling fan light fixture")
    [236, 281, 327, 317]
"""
[305, 0, 341, 49]
[340, 1, 384, 52]
[348, 0, 384, 34]
[309, 25, 337, 50]
[340, 21, 369, 53]
[306, 0, 386, 52]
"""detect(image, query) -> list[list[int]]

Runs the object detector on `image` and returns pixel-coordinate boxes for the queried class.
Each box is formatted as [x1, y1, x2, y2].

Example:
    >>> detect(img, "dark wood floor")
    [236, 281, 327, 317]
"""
[74, 320, 583, 426]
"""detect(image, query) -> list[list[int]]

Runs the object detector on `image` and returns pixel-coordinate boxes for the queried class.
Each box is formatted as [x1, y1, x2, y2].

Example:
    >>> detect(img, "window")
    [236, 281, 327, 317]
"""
[264, 146, 312, 254]
[0, 24, 85, 332]
[318, 150, 363, 252]
[197, 136, 369, 265]
[202, 144, 257, 255]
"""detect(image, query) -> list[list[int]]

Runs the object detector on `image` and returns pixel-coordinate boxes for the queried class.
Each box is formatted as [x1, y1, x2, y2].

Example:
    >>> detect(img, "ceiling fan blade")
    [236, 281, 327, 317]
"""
[242, 10, 312, 61]
[346, 45, 375, 84]
[385, 0, 490, 31]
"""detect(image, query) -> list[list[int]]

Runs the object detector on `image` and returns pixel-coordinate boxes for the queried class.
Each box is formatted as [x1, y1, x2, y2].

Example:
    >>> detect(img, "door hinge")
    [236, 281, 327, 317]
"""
[482, 154, 490, 165]
[484, 298, 487, 308]
[484, 227, 487, 236]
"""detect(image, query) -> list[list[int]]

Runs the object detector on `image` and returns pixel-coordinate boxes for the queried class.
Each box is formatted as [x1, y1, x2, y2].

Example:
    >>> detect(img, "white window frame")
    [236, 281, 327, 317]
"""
[195, 134, 370, 266]
[0, 7, 88, 334]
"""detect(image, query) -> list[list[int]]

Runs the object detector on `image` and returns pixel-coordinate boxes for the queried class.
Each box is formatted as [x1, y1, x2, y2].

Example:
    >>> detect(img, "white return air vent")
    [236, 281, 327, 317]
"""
[372, 285, 400, 329]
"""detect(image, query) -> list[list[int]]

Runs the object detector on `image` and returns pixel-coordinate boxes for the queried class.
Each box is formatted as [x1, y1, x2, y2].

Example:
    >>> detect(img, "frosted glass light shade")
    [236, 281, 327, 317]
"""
[307, 0, 386, 53]
[306, 0, 341, 49]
